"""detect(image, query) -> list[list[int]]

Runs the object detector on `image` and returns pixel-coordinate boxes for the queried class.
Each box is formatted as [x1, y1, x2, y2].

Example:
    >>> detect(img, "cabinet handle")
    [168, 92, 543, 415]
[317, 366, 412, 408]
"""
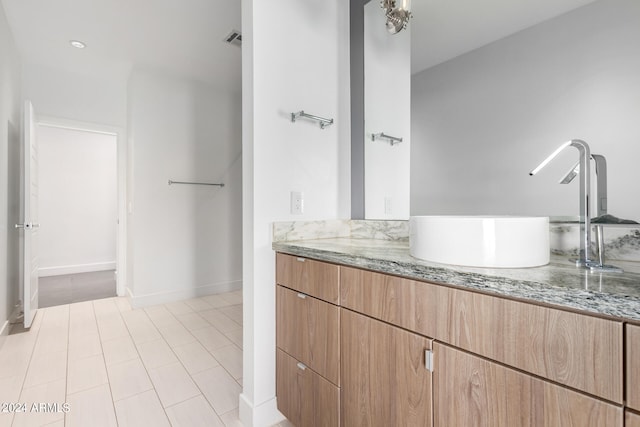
[296, 257, 306, 262]
[297, 362, 307, 371]
[425, 349, 434, 372]
[297, 293, 307, 299]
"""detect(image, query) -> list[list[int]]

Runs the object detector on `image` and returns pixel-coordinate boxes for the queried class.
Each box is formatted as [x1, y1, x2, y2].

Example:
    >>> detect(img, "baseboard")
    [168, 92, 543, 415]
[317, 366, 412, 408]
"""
[39, 261, 116, 277]
[2, 304, 24, 345]
[9, 303, 22, 325]
[0, 320, 9, 337]
[129, 279, 242, 309]
[123, 287, 134, 307]
[239, 394, 284, 427]
[0, 321, 8, 353]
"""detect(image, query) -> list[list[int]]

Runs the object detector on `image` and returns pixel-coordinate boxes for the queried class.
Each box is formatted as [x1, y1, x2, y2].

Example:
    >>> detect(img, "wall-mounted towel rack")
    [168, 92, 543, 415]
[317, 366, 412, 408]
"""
[291, 110, 334, 129]
[372, 132, 403, 146]
[168, 180, 224, 187]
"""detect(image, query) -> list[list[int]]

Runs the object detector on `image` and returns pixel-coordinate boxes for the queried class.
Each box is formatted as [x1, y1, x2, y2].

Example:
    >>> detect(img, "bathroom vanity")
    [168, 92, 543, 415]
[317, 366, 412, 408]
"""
[273, 236, 640, 426]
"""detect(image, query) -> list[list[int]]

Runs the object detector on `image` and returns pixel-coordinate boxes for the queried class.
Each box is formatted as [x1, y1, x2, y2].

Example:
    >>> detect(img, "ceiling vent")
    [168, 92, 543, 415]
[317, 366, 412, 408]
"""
[224, 30, 242, 47]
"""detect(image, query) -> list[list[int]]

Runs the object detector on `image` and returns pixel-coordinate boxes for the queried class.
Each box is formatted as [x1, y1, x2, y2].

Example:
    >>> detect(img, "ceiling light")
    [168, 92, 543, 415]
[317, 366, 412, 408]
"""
[381, 0, 413, 35]
[69, 40, 86, 49]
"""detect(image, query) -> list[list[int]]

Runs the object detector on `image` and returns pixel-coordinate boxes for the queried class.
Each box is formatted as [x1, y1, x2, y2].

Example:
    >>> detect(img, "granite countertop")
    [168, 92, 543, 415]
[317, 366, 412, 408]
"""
[272, 237, 640, 323]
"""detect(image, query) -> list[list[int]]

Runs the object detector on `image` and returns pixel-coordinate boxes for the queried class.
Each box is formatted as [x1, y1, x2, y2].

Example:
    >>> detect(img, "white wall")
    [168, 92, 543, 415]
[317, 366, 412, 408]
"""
[411, 0, 640, 220]
[127, 69, 242, 307]
[0, 4, 21, 335]
[37, 125, 117, 276]
[364, 1, 410, 220]
[23, 64, 127, 128]
[241, 0, 350, 424]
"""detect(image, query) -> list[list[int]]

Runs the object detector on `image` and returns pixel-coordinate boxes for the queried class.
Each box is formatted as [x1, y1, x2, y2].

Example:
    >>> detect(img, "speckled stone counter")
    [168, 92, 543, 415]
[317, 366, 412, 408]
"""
[272, 237, 640, 323]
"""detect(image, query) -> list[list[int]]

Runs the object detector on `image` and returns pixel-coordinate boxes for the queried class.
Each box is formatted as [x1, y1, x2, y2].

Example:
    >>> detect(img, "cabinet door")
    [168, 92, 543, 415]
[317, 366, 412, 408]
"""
[341, 309, 432, 426]
[276, 349, 340, 427]
[276, 253, 340, 304]
[627, 411, 640, 427]
[433, 343, 623, 427]
[276, 285, 340, 385]
[627, 325, 640, 411]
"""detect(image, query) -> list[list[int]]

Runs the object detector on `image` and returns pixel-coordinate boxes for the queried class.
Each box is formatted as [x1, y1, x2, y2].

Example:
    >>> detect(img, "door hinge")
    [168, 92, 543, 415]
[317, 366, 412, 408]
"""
[425, 349, 434, 372]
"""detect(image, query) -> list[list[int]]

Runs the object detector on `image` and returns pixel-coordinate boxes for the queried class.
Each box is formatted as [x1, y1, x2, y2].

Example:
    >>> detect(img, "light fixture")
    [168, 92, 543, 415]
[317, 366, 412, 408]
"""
[380, 0, 412, 35]
[69, 40, 86, 49]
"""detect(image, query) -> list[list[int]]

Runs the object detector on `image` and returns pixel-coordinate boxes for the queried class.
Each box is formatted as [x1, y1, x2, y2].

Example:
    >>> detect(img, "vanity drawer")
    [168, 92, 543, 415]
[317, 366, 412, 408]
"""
[340, 266, 623, 403]
[276, 348, 340, 427]
[276, 285, 340, 385]
[276, 253, 340, 304]
[627, 325, 640, 411]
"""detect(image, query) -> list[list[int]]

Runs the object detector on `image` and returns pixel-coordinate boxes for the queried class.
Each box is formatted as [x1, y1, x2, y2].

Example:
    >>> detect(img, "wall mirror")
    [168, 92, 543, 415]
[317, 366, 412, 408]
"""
[355, 0, 640, 222]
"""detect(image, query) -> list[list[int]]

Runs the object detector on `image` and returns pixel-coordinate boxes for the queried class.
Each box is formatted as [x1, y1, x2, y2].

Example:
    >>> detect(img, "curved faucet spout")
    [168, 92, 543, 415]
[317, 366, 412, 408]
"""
[529, 139, 590, 176]
[530, 139, 592, 266]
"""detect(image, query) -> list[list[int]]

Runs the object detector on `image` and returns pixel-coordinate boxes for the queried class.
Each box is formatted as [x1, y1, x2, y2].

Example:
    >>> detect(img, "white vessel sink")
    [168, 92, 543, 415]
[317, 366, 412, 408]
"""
[410, 215, 550, 268]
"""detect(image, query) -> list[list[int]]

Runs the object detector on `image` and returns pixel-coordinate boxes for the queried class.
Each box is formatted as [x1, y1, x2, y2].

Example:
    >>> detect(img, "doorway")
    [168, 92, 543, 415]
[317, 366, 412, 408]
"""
[36, 121, 120, 307]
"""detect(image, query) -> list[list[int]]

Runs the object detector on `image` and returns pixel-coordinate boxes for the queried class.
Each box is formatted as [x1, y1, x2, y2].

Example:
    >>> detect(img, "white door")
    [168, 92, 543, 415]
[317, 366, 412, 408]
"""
[17, 100, 39, 328]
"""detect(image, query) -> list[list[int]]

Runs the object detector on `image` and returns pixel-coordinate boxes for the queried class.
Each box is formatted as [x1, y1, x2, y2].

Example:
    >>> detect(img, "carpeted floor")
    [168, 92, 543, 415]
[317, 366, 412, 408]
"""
[38, 270, 117, 308]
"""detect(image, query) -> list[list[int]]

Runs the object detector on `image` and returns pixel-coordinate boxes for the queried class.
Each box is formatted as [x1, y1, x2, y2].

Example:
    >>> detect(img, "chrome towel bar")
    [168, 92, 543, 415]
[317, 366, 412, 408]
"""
[372, 132, 403, 146]
[291, 110, 334, 129]
[168, 180, 224, 187]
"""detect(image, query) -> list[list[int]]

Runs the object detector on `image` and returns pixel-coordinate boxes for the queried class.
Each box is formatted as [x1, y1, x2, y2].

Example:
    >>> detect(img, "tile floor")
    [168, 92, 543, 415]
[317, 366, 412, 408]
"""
[0, 291, 251, 427]
[38, 271, 117, 308]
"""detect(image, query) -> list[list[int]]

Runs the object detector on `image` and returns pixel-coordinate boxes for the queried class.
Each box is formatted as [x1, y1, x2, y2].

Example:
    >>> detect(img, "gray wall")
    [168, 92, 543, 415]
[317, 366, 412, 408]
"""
[351, 0, 365, 219]
[411, 0, 640, 221]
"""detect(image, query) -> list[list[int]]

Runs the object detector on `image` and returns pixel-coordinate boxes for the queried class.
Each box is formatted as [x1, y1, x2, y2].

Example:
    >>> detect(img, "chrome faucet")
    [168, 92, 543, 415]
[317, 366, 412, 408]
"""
[559, 154, 623, 272]
[561, 154, 607, 214]
[530, 139, 593, 267]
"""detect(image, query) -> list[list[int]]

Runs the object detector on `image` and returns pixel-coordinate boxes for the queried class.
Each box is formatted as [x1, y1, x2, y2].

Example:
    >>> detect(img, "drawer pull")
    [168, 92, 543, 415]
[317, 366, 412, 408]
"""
[296, 257, 306, 262]
[297, 293, 307, 299]
[297, 362, 307, 371]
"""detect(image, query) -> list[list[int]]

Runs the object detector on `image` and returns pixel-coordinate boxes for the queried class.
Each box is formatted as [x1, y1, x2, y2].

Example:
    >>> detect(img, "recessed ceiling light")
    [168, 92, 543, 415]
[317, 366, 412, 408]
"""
[69, 40, 86, 49]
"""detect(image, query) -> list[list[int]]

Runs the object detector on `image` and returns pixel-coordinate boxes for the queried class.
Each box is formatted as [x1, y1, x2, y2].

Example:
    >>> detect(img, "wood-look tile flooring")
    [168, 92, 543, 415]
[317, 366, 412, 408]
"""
[38, 271, 117, 308]
[0, 291, 248, 426]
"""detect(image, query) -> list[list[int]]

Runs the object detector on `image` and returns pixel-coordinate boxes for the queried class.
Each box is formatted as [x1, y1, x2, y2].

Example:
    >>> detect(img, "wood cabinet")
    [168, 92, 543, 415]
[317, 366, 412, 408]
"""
[276, 349, 339, 427]
[275, 254, 341, 425]
[341, 266, 623, 403]
[627, 325, 640, 411]
[276, 252, 632, 426]
[341, 309, 433, 426]
[433, 343, 622, 426]
[276, 285, 340, 385]
[627, 411, 640, 427]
